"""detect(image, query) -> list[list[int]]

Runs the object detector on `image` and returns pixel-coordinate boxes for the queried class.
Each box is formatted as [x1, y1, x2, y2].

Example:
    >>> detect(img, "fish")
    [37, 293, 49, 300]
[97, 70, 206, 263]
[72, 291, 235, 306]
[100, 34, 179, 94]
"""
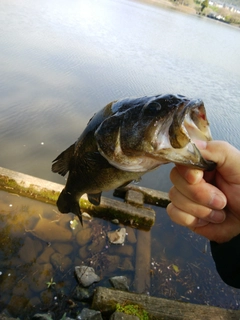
[52, 94, 215, 224]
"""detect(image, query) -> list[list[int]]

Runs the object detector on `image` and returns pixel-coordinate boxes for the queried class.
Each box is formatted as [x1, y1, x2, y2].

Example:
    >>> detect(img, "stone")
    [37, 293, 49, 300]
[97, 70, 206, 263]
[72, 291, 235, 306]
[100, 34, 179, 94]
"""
[0, 309, 21, 320]
[121, 258, 134, 271]
[126, 227, 137, 244]
[109, 244, 134, 257]
[72, 286, 94, 302]
[7, 295, 29, 318]
[32, 313, 54, 320]
[12, 279, 31, 298]
[28, 263, 53, 292]
[37, 247, 55, 264]
[79, 245, 89, 260]
[79, 308, 103, 320]
[18, 237, 43, 264]
[76, 228, 92, 246]
[109, 276, 129, 291]
[88, 237, 106, 253]
[104, 255, 120, 273]
[75, 266, 100, 287]
[52, 243, 73, 255]
[110, 311, 139, 320]
[108, 228, 126, 244]
[28, 218, 72, 242]
[50, 252, 72, 272]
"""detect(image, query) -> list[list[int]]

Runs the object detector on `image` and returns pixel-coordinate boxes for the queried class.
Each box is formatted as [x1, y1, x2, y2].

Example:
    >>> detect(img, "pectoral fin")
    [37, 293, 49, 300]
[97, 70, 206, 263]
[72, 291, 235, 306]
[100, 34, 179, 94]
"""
[87, 192, 102, 206]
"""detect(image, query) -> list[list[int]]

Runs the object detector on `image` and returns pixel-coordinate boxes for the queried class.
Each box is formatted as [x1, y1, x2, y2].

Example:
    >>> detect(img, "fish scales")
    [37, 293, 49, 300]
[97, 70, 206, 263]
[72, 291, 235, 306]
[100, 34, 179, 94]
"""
[52, 94, 215, 224]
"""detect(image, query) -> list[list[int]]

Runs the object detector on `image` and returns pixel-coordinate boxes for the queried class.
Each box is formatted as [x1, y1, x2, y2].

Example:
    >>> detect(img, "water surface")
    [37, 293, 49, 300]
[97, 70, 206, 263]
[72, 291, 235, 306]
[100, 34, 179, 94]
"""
[0, 0, 240, 317]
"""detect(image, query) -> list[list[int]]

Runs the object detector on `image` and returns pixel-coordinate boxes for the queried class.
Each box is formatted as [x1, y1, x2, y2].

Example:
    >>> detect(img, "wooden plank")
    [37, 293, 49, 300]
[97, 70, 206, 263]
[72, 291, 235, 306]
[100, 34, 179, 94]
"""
[114, 184, 170, 208]
[0, 167, 155, 229]
[92, 287, 240, 320]
[134, 230, 151, 293]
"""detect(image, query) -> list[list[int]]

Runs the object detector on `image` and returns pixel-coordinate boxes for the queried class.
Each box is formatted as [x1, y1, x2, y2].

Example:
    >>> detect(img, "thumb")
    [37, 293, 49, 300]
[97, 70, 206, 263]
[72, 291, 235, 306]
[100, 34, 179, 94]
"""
[197, 140, 240, 182]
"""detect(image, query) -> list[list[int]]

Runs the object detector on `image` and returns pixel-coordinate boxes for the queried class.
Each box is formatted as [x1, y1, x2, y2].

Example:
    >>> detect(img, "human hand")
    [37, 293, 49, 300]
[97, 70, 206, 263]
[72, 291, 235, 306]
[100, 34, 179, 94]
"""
[167, 140, 240, 243]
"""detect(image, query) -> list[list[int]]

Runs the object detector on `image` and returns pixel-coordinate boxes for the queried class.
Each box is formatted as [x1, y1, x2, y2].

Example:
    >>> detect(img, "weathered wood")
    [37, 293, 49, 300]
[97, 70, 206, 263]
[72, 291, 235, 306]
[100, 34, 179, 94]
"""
[92, 287, 240, 320]
[0, 167, 155, 229]
[134, 230, 151, 293]
[114, 184, 170, 208]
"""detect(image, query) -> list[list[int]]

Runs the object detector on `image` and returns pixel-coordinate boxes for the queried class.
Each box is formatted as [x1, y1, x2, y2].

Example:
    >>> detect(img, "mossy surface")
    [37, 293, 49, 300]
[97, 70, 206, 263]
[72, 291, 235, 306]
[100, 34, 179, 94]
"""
[116, 302, 149, 320]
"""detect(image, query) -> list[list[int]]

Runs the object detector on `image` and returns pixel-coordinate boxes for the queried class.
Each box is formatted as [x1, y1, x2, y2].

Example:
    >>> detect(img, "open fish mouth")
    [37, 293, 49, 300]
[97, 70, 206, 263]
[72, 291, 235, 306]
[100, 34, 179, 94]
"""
[155, 99, 216, 170]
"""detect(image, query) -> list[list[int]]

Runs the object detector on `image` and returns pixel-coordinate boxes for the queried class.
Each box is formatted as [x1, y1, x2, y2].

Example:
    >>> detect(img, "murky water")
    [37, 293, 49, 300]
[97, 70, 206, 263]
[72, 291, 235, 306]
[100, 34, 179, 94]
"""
[1, 0, 240, 317]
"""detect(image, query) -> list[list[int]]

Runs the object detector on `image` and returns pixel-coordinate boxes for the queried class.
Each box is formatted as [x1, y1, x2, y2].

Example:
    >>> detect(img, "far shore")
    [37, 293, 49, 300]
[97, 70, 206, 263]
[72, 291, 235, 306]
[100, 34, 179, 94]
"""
[132, 0, 197, 15]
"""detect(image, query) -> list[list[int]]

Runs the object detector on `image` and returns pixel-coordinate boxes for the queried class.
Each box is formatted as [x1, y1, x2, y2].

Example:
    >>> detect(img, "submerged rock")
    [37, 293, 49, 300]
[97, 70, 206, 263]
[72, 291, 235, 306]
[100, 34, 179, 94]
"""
[79, 308, 103, 320]
[107, 228, 126, 244]
[32, 314, 53, 320]
[109, 276, 129, 291]
[110, 311, 139, 320]
[72, 286, 94, 302]
[27, 218, 72, 242]
[75, 266, 100, 287]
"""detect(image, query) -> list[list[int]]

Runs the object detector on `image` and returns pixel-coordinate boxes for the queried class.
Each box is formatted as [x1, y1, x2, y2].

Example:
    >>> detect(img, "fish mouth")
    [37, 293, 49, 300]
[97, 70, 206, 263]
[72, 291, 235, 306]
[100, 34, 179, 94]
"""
[156, 99, 216, 170]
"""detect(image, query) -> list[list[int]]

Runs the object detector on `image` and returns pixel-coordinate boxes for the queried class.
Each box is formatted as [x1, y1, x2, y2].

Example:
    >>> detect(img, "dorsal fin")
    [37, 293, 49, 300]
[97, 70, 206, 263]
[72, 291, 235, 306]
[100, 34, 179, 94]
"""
[52, 143, 75, 176]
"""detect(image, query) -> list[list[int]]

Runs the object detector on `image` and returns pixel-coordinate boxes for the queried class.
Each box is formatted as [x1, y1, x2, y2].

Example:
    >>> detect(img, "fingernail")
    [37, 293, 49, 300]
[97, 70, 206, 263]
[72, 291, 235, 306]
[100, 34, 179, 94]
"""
[195, 140, 207, 150]
[196, 219, 209, 227]
[210, 194, 226, 209]
[209, 210, 225, 223]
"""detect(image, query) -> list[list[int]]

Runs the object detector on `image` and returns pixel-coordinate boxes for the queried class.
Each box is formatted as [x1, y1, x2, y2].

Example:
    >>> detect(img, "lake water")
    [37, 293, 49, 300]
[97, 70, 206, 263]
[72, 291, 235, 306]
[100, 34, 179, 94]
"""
[0, 0, 240, 317]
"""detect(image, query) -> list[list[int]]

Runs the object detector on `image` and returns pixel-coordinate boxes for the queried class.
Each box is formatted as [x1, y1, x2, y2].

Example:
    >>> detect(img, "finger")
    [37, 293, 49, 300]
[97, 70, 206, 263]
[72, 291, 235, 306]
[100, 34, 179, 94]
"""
[168, 186, 224, 221]
[198, 141, 240, 183]
[166, 203, 209, 228]
[170, 167, 227, 210]
[174, 165, 203, 185]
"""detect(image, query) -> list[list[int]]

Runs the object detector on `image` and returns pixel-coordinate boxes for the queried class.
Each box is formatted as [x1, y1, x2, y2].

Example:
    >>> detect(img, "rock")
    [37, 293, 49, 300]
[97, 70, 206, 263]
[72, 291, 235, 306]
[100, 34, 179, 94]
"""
[0, 309, 21, 320]
[108, 228, 126, 244]
[110, 311, 139, 320]
[40, 290, 53, 305]
[109, 276, 129, 291]
[72, 286, 94, 302]
[18, 237, 43, 264]
[79, 245, 89, 260]
[88, 237, 106, 253]
[37, 247, 55, 264]
[12, 279, 31, 297]
[121, 258, 134, 271]
[7, 295, 29, 318]
[28, 263, 53, 292]
[111, 219, 119, 224]
[75, 266, 100, 287]
[32, 313, 54, 320]
[126, 227, 137, 244]
[104, 255, 120, 273]
[28, 218, 72, 242]
[109, 244, 134, 257]
[79, 308, 103, 320]
[76, 228, 92, 246]
[52, 243, 73, 255]
[50, 252, 72, 272]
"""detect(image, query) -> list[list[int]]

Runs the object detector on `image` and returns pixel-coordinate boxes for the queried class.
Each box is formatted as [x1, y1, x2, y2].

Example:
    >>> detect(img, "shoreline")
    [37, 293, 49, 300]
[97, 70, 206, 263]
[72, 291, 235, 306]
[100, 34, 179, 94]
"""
[133, 0, 197, 15]
[131, 0, 240, 27]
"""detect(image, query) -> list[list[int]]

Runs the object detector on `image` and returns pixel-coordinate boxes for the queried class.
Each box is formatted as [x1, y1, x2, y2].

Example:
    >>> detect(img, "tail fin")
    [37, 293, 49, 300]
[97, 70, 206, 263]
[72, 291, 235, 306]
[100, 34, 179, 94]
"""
[56, 189, 83, 225]
[52, 143, 75, 176]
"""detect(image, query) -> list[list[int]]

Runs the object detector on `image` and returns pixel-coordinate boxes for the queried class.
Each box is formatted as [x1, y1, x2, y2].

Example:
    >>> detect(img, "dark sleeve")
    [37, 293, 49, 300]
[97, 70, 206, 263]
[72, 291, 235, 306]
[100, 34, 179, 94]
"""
[210, 234, 240, 288]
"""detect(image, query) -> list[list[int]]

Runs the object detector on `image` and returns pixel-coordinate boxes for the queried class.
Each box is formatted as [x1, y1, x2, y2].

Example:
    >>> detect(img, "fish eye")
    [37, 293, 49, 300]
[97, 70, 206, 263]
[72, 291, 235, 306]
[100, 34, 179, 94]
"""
[144, 102, 161, 116]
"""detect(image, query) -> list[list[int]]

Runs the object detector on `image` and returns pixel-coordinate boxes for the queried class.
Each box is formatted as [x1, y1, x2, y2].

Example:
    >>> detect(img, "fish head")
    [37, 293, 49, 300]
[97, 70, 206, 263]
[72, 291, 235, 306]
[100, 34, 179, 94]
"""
[95, 94, 215, 172]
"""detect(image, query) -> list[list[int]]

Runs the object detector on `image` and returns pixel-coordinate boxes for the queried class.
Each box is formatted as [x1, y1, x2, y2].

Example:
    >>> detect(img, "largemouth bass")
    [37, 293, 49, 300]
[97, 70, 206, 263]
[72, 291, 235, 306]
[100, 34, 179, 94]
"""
[52, 94, 215, 224]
